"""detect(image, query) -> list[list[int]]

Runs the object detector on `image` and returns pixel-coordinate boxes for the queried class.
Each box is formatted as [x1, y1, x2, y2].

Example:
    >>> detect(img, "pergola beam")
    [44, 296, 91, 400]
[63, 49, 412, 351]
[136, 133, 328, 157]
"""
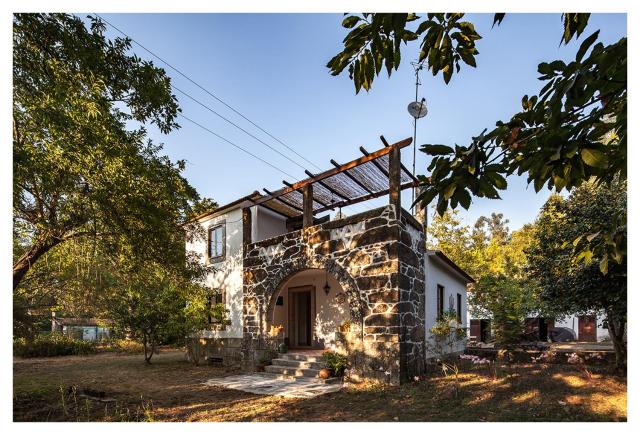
[330, 159, 375, 194]
[250, 137, 412, 208]
[262, 188, 303, 212]
[304, 169, 350, 201]
[282, 179, 331, 208]
[359, 146, 390, 178]
[313, 181, 417, 214]
[380, 135, 420, 184]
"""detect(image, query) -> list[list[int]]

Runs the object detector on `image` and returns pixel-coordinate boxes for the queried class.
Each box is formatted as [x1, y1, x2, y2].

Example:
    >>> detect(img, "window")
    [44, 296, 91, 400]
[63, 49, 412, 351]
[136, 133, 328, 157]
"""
[208, 289, 226, 329]
[208, 223, 225, 261]
[437, 284, 445, 320]
[456, 293, 462, 323]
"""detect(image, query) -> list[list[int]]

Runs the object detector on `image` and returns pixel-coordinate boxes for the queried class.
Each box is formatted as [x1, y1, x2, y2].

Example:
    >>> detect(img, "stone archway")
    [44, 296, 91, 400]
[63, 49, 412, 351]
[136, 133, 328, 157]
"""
[262, 256, 366, 328]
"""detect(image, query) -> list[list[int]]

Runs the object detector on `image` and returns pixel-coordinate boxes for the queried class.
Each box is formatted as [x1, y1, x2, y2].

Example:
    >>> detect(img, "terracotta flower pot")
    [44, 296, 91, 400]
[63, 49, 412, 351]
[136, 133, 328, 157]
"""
[318, 368, 331, 379]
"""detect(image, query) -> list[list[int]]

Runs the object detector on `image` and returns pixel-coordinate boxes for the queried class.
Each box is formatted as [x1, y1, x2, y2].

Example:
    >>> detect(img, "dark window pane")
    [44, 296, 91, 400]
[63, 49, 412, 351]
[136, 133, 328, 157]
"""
[437, 284, 445, 319]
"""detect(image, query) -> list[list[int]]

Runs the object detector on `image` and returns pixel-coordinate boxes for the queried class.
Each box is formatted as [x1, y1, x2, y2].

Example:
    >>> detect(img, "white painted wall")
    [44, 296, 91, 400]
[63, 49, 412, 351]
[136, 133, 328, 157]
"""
[555, 312, 610, 341]
[271, 269, 351, 350]
[187, 208, 245, 339]
[424, 255, 470, 357]
[252, 206, 287, 243]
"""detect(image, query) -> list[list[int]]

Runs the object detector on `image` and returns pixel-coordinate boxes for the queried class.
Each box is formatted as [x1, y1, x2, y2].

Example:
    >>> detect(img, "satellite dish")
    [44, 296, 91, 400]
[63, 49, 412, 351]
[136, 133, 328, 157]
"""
[407, 99, 428, 119]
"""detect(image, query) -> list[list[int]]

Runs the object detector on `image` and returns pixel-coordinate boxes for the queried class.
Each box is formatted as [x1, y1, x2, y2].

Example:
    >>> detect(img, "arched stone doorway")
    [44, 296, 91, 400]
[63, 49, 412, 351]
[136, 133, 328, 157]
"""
[265, 268, 360, 350]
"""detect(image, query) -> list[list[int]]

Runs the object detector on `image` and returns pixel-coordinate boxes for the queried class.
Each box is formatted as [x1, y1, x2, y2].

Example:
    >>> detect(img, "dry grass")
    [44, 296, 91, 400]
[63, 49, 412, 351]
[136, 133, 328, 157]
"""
[13, 349, 626, 422]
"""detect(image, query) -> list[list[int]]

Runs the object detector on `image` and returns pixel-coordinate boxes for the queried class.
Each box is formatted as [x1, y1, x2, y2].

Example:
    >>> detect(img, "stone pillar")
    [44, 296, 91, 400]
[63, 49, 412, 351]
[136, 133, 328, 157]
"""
[302, 184, 314, 228]
[388, 146, 401, 213]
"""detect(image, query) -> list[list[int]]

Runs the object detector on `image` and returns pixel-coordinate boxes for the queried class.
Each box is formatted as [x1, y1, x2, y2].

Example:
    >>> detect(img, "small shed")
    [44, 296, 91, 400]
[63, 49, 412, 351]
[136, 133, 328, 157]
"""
[51, 316, 112, 341]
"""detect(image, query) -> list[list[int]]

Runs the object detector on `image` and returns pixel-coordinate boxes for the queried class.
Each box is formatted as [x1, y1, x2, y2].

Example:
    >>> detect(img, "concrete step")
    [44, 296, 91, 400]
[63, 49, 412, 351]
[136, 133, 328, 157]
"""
[272, 358, 326, 370]
[265, 365, 321, 378]
[278, 353, 324, 363]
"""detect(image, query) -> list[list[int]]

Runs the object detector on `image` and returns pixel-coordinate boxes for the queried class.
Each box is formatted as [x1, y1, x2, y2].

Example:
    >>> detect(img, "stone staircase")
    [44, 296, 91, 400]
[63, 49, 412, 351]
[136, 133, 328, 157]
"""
[265, 352, 340, 383]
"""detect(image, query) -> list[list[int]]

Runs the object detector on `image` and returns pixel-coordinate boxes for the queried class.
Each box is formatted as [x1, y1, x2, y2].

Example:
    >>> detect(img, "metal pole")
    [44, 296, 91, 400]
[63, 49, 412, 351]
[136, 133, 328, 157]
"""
[411, 64, 420, 207]
[411, 64, 422, 208]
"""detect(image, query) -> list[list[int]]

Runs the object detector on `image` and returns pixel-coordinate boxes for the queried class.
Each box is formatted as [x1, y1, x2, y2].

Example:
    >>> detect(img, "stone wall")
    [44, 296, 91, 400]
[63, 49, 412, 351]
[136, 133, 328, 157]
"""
[242, 204, 426, 384]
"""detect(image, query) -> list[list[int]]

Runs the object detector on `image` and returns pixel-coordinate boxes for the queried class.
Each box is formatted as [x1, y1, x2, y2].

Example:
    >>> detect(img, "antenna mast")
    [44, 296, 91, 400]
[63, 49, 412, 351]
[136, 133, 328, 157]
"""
[408, 61, 427, 207]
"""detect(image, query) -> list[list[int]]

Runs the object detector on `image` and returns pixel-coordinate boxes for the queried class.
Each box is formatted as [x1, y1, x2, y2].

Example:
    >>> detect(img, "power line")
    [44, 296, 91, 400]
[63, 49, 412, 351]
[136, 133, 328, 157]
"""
[172, 84, 308, 172]
[178, 113, 296, 179]
[95, 13, 323, 172]
[95, 14, 373, 214]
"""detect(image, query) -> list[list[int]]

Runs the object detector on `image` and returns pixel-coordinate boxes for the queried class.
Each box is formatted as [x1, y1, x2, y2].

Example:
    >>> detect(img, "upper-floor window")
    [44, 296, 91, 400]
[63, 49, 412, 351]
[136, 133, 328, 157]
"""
[208, 223, 225, 261]
[437, 284, 445, 320]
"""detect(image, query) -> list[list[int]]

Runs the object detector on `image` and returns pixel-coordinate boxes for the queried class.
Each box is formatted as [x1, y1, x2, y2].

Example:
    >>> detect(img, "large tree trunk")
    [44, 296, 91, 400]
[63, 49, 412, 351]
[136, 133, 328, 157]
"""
[13, 236, 63, 290]
[606, 311, 626, 374]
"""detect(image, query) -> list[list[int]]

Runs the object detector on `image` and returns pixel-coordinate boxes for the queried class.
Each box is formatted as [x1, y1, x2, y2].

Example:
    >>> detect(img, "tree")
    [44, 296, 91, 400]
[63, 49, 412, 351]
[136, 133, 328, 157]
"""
[528, 180, 627, 370]
[469, 275, 541, 344]
[426, 208, 479, 276]
[13, 13, 202, 290]
[329, 13, 626, 270]
[427, 207, 543, 345]
[108, 257, 216, 364]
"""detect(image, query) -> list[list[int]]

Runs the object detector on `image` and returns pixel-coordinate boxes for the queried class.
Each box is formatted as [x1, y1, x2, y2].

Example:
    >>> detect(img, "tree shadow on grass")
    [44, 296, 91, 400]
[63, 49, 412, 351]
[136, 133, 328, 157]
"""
[14, 351, 626, 422]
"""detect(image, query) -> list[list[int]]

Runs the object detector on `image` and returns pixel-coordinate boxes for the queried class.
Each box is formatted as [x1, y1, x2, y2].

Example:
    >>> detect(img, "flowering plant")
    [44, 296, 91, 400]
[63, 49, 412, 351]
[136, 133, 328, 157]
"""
[460, 354, 491, 365]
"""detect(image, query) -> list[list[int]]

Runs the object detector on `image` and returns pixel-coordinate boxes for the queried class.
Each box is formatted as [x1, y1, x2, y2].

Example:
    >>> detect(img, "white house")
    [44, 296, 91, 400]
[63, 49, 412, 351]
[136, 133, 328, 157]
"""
[185, 137, 474, 384]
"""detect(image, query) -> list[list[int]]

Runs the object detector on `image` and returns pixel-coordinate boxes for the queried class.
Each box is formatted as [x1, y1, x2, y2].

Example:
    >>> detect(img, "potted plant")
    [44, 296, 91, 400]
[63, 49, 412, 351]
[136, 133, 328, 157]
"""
[323, 351, 349, 378]
[269, 324, 286, 353]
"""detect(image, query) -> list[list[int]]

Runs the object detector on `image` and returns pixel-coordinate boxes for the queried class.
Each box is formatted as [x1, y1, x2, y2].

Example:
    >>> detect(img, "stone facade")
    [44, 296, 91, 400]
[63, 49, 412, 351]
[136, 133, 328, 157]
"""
[242, 204, 426, 384]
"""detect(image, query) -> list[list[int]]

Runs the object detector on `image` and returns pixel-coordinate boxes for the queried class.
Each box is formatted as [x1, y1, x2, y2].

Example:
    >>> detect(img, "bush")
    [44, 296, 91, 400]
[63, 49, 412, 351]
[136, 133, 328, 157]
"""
[14, 333, 96, 358]
[258, 350, 278, 365]
[99, 338, 144, 354]
[323, 351, 349, 376]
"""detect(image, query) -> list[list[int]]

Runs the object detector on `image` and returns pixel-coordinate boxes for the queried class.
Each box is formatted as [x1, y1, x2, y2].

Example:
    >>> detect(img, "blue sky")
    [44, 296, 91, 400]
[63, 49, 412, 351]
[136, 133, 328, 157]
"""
[95, 13, 626, 231]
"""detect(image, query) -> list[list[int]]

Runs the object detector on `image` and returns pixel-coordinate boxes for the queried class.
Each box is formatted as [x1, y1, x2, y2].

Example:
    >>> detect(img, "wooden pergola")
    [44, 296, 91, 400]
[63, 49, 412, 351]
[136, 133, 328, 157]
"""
[242, 136, 418, 239]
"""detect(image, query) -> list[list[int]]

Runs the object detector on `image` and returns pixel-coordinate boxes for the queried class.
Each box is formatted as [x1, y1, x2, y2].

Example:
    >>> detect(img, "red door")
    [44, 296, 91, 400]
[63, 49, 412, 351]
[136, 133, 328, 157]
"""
[578, 315, 597, 342]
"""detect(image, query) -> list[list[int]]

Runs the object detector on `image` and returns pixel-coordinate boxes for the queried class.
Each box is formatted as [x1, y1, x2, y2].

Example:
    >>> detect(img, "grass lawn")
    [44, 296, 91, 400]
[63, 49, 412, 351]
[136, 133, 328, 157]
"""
[13, 349, 626, 422]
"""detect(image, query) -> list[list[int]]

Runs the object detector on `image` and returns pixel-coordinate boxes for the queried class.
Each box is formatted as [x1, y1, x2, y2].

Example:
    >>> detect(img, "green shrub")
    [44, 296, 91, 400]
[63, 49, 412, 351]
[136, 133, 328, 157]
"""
[258, 349, 278, 365]
[98, 338, 145, 354]
[323, 351, 349, 376]
[14, 333, 96, 358]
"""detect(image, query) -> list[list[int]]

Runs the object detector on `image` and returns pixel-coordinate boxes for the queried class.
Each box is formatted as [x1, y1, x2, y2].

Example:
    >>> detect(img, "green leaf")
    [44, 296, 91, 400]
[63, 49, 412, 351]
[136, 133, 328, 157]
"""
[421, 144, 454, 155]
[436, 197, 448, 215]
[492, 13, 505, 28]
[443, 183, 457, 200]
[599, 255, 609, 274]
[576, 30, 600, 62]
[459, 49, 476, 67]
[457, 188, 471, 209]
[417, 187, 438, 208]
[581, 148, 608, 168]
[342, 16, 360, 29]
[487, 172, 507, 190]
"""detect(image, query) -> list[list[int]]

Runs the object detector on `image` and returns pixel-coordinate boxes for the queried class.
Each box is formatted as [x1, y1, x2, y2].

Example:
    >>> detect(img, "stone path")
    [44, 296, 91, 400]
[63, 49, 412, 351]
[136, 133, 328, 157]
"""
[203, 373, 343, 398]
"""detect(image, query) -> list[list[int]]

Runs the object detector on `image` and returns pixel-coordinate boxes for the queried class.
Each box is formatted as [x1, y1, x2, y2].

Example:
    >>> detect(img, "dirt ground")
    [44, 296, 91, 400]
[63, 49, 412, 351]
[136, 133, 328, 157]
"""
[13, 349, 627, 422]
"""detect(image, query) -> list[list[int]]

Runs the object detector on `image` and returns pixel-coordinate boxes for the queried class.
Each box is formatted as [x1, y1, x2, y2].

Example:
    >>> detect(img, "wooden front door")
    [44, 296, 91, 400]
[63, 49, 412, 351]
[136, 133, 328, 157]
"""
[288, 286, 315, 348]
[578, 315, 597, 342]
